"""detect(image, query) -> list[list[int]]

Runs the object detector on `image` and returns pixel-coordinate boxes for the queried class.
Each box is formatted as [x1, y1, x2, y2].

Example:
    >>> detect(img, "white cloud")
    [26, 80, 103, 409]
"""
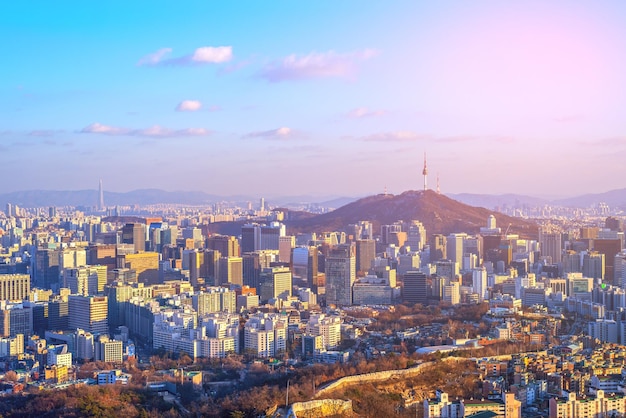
[176, 100, 203, 112]
[243, 127, 295, 139]
[191, 46, 233, 63]
[80, 123, 210, 138]
[258, 49, 379, 82]
[347, 107, 387, 119]
[138, 46, 233, 67]
[137, 48, 173, 66]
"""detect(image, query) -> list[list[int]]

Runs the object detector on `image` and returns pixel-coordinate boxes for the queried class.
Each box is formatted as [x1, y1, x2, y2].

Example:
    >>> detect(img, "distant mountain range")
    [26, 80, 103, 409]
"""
[2, 187, 626, 210]
[0, 189, 358, 209]
[448, 189, 626, 210]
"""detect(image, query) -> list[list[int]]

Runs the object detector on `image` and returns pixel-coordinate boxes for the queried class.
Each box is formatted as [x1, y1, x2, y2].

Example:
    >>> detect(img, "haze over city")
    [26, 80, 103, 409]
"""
[3, 1, 626, 197]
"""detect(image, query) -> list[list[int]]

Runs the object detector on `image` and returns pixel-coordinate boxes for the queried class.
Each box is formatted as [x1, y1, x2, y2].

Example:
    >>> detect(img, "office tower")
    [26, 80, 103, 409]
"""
[207, 235, 240, 257]
[218, 256, 243, 286]
[260, 222, 286, 251]
[430, 234, 447, 262]
[594, 239, 622, 284]
[325, 244, 356, 306]
[436, 260, 458, 280]
[260, 266, 292, 303]
[117, 252, 160, 284]
[446, 233, 467, 268]
[472, 267, 487, 301]
[0, 274, 30, 301]
[241, 223, 261, 253]
[606, 217, 624, 232]
[405, 221, 427, 251]
[582, 252, 605, 280]
[95, 335, 123, 363]
[278, 236, 295, 263]
[34, 248, 61, 290]
[87, 244, 117, 270]
[403, 271, 428, 305]
[242, 251, 277, 289]
[442, 281, 460, 305]
[0, 302, 32, 337]
[121, 223, 146, 253]
[160, 226, 178, 246]
[63, 266, 107, 296]
[68, 295, 108, 335]
[291, 246, 319, 290]
[5, 203, 12, 218]
[48, 298, 69, 331]
[397, 253, 421, 276]
[539, 230, 562, 264]
[562, 251, 582, 274]
[259, 197, 265, 212]
[381, 222, 403, 245]
[356, 239, 376, 273]
[98, 179, 105, 210]
[464, 236, 482, 260]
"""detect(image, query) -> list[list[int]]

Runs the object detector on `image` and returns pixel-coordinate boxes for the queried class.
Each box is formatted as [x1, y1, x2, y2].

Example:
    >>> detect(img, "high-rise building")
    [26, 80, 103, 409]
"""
[117, 252, 160, 285]
[472, 267, 487, 301]
[325, 244, 356, 306]
[405, 221, 427, 251]
[218, 256, 243, 286]
[259, 266, 292, 302]
[582, 252, 605, 280]
[278, 236, 295, 263]
[539, 230, 562, 264]
[63, 266, 107, 296]
[68, 295, 108, 336]
[242, 251, 277, 290]
[34, 248, 61, 290]
[0, 274, 30, 302]
[429, 234, 447, 262]
[403, 271, 428, 305]
[207, 235, 240, 257]
[446, 233, 467, 268]
[98, 179, 105, 211]
[121, 223, 146, 253]
[355, 239, 376, 273]
[594, 239, 622, 284]
[241, 224, 261, 253]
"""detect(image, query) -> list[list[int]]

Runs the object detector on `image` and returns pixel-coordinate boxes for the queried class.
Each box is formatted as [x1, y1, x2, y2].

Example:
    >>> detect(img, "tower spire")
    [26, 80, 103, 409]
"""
[99, 179, 105, 211]
[422, 152, 428, 191]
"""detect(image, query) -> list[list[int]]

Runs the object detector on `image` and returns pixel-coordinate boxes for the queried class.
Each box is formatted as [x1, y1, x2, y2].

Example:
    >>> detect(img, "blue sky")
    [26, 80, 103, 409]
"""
[2, 1, 626, 198]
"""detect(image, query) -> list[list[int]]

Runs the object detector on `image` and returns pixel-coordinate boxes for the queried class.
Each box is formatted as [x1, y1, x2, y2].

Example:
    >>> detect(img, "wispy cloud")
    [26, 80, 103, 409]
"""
[243, 127, 297, 140]
[258, 49, 378, 82]
[175, 100, 202, 112]
[346, 107, 387, 119]
[80, 123, 210, 138]
[353, 131, 429, 142]
[137, 48, 173, 66]
[580, 136, 626, 146]
[137, 46, 233, 67]
[28, 129, 64, 137]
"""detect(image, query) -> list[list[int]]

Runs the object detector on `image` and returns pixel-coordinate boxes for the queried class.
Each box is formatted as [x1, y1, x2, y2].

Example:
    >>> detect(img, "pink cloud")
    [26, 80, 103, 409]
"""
[81, 123, 210, 138]
[258, 49, 378, 82]
[346, 107, 387, 119]
[243, 127, 297, 139]
[176, 100, 202, 112]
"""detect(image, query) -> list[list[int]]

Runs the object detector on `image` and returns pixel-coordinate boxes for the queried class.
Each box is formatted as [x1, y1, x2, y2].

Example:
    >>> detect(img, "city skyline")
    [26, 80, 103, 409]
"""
[2, 1, 626, 197]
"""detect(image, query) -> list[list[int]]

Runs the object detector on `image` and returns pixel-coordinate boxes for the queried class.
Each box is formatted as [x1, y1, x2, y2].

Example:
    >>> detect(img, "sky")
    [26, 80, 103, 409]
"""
[2, 1, 626, 198]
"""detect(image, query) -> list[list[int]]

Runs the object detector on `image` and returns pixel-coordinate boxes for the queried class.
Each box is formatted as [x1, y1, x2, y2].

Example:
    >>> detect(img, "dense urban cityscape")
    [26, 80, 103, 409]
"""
[5, 1, 626, 417]
[2, 175, 626, 417]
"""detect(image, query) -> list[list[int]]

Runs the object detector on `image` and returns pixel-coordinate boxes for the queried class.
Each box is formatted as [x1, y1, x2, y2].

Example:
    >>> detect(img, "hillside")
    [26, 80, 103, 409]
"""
[285, 190, 538, 238]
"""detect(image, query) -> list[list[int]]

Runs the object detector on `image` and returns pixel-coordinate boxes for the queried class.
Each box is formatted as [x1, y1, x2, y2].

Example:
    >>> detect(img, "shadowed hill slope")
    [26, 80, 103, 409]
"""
[285, 189, 538, 237]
